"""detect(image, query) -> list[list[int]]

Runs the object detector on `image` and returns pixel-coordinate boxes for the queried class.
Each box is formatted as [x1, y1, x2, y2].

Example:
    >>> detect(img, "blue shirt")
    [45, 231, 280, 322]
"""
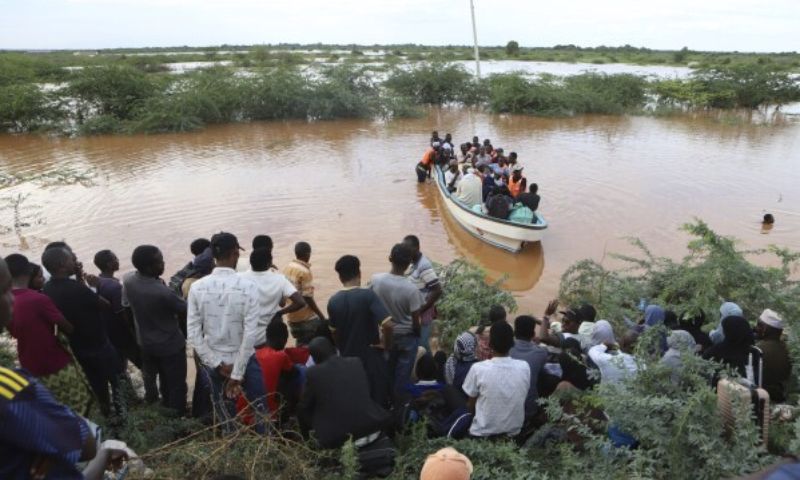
[0, 367, 89, 480]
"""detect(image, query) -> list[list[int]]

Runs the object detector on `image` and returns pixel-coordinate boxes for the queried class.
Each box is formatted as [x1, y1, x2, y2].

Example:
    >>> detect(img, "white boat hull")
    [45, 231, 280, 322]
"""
[433, 166, 547, 253]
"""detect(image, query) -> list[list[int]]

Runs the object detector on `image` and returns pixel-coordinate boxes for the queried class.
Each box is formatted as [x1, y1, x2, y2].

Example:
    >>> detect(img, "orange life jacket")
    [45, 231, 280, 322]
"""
[509, 175, 525, 197]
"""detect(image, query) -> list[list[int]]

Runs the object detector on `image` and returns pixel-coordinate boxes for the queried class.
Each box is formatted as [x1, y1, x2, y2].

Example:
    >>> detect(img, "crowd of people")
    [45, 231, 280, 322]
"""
[417, 131, 541, 224]
[0, 145, 793, 478]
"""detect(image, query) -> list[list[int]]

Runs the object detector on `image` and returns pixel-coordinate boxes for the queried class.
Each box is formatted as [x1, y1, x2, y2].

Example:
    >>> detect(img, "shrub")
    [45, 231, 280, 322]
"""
[0, 83, 62, 132]
[505, 41, 520, 56]
[78, 114, 127, 135]
[67, 65, 160, 120]
[240, 68, 311, 120]
[307, 65, 380, 120]
[384, 62, 477, 105]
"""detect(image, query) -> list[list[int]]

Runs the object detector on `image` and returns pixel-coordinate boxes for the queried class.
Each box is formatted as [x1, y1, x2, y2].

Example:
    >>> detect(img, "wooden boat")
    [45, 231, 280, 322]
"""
[432, 165, 547, 253]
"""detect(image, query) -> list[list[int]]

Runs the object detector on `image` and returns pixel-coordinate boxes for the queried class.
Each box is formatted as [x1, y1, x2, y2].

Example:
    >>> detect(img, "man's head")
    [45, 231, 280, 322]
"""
[402, 235, 421, 260]
[472, 136, 479, 144]
[432, 130, 439, 139]
[489, 321, 515, 356]
[334, 255, 360, 285]
[560, 309, 581, 334]
[44, 241, 71, 253]
[756, 309, 784, 339]
[508, 152, 517, 162]
[420, 447, 473, 480]
[512, 165, 523, 180]
[309, 337, 336, 365]
[267, 319, 289, 350]
[249, 248, 273, 273]
[5, 254, 31, 284]
[132, 245, 164, 278]
[252, 235, 273, 252]
[93, 249, 119, 274]
[190, 238, 211, 256]
[389, 243, 413, 272]
[449, 160, 459, 172]
[514, 315, 538, 341]
[530, 183, 538, 195]
[460, 143, 469, 154]
[488, 305, 507, 324]
[28, 263, 44, 291]
[478, 146, 486, 155]
[415, 353, 438, 382]
[294, 241, 311, 262]
[0, 258, 13, 333]
[483, 139, 491, 147]
[42, 247, 75, 278]
[210, 232, 243, 266]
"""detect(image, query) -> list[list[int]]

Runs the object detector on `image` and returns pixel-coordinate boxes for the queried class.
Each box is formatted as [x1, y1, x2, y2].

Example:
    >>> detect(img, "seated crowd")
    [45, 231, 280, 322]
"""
[417, 131, 541, 224]
[0, 228, 793, 479]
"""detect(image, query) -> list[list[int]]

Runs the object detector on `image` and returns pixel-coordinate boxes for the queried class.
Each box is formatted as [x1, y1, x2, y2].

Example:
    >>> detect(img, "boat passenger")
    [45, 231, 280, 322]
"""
[508, 165, 527, 198]
[430, 131, 441, 146]
[457, 143, 470, 163]
[494, 148, 506, 165]
[471, 136, 480, 149]
[444, 159, 462, 192]
[516, 183, 540, 213]
[455, 168, 484, 209]
[486, 186, 514, 220]
[475, 147, 491, 169]
[443, 133, 454, 150]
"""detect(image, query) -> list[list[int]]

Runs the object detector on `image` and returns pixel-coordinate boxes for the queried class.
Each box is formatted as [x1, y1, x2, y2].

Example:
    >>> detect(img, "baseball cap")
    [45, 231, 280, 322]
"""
[759, 309, 784, 330]
[512, 164, 524, 172]
[210, 232, 244, 257]
[560, 309, 580, 322]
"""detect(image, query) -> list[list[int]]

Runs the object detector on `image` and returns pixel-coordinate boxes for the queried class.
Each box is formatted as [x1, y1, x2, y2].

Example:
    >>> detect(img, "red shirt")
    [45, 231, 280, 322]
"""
[255, 346, 294, 416]
[8, 289, 72, 376]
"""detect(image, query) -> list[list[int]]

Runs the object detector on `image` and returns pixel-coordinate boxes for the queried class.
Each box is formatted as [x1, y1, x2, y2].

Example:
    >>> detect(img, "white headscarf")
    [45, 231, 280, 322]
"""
[591, 320, 616, 345]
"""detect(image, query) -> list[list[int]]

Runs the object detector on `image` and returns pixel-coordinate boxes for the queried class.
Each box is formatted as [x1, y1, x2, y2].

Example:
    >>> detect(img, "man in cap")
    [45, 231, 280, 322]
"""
[508, 164, 527, 198]
[187, 232, 267, 433]
[755, 309, 791, 402]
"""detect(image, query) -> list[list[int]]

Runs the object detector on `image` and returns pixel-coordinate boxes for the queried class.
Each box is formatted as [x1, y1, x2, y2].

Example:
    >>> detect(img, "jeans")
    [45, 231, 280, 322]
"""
[142, 349, 187, 415]
[289, 317, 326, 346]
[419, 323, 433, 353]
[202, 354, 267, 434]
[389, 334, 419, 398]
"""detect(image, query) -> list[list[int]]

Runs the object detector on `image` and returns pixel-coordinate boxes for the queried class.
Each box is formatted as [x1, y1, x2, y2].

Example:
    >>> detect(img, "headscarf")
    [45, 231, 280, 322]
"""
[661, 330, 697, 374]
[420, 447, 473, 480]
[720, 302, 743, 320]
[445, 332, 478, 384]
[644, 305, 665, 328]
[591, 320, 616, 345]
[702, 315, 754, 377]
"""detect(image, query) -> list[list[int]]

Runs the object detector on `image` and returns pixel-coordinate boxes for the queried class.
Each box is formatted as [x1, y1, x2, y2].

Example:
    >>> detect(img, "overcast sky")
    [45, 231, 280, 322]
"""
[1, 0, 797, 52]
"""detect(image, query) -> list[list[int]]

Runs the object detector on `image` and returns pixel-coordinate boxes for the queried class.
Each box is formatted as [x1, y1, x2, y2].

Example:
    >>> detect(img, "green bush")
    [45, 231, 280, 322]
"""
[384, 62, 478, 105]
[67, 65, 160, 120]
[307, 65, 380, 120]
[0, 83, 62, 132]
[78, 114, 127, 135]
[240, 68, 311, 120]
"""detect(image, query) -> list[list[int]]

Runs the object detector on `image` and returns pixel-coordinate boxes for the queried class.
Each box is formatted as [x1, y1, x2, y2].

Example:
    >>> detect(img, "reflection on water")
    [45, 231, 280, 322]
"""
[416, 183, 544, 291]
[0, 108, 798, 314]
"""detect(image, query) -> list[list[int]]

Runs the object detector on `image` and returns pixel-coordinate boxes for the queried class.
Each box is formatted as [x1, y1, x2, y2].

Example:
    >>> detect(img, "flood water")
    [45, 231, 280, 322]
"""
[0, 109, 798, 315]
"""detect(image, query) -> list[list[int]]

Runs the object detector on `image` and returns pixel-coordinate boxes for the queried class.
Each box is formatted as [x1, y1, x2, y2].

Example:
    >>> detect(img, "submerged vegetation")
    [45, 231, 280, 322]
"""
[1, 45, 799, 135]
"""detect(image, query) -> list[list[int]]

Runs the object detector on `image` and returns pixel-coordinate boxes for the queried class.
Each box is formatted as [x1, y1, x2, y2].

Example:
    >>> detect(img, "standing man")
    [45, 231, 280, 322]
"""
[402, 235, 442, 353]
[122, 245, 188, 415]
[239, 247, 306, 348]
[94, 250, 141, 371]
[42, 246, 124, 418]
[283, 242, 327, 346]
[328, 255, 391, 406]
[187, 232, 267, 433]
[371, 244, 424, 398]
[508, 165, 527, 198]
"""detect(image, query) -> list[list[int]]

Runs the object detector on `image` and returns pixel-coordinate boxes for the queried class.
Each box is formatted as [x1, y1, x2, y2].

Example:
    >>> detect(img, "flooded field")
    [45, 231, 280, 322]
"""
[0, 108, 798, 314]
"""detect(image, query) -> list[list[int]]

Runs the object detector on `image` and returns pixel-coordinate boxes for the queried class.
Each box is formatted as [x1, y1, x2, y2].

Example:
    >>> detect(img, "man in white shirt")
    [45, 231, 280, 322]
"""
[238, 247, 306, 347]
[443, 160, 462, 193]
[587, 320, 638, 385]
[187, 232, 266, 434]
[462, 321, 530, 438]
[455, 168, 484, 209]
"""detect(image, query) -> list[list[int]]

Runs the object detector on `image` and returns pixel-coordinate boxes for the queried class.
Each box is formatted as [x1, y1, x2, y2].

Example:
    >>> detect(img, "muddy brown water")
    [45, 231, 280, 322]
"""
[1, 108, 798, 316]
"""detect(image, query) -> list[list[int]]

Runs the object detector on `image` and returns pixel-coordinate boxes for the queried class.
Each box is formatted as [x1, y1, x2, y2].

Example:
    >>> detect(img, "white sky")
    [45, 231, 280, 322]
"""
[1, 0, 798, 52]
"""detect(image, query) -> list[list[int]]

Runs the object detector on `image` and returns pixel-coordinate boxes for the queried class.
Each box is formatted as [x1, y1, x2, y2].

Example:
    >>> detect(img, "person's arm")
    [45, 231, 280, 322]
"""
[41, 296, 74, 335]
[81, 444, 128, 480]
[297, 370, 316, 438]
[229, 284, 261, 391]
[277, 291, 306, 317]
[536, 299, 561, 347]
[420, 282, 442, 314]
[305, 296, 326, 322]
[186, 287, 221, 374]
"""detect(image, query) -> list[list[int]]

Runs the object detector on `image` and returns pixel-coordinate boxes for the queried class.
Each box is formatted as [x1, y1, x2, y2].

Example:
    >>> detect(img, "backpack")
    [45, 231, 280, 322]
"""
[357, 434, 396, 478]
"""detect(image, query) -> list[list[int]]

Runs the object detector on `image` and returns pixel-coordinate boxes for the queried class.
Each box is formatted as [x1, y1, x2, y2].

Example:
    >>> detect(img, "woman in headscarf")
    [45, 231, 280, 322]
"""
[660, 330, 697, 383]
[644, 305, 665, 328]
[444, 332, 479, 397]
[702, 315, 754, 377]
[587, 320, 638, 385]
[709, 301, 743, 345]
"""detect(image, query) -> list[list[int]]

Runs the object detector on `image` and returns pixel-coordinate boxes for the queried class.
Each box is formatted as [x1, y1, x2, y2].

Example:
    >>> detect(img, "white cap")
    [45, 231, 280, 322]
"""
[512, 164, 524, 172]
[759, 309, 784, 330]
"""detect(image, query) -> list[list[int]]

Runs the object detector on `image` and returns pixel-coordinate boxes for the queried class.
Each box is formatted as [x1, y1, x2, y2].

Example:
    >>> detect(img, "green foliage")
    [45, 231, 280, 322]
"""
[488, 72, 647, 116]
[0, 83, 62, 132]
[68, 65, 160, 120]
[240, 68, 311, 120]
[307, 65, 381, 120]
[505, 41, 520, 56]
[435, 259, 517, 352]
[77, 114, 127, 135]
[384, 63, 478, 105]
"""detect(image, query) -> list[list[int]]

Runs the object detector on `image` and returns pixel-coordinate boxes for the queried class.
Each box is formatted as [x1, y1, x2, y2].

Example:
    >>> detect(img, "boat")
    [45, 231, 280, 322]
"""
[432, 165, 547, 253]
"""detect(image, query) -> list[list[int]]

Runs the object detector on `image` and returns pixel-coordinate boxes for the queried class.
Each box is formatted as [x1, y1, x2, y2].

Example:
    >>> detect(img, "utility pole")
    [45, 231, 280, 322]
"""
[470, 0, 481, 78]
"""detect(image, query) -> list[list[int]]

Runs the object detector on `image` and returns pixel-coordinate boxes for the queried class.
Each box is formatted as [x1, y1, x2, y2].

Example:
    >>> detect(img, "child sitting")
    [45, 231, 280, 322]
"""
[255, 320, 300, 422]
